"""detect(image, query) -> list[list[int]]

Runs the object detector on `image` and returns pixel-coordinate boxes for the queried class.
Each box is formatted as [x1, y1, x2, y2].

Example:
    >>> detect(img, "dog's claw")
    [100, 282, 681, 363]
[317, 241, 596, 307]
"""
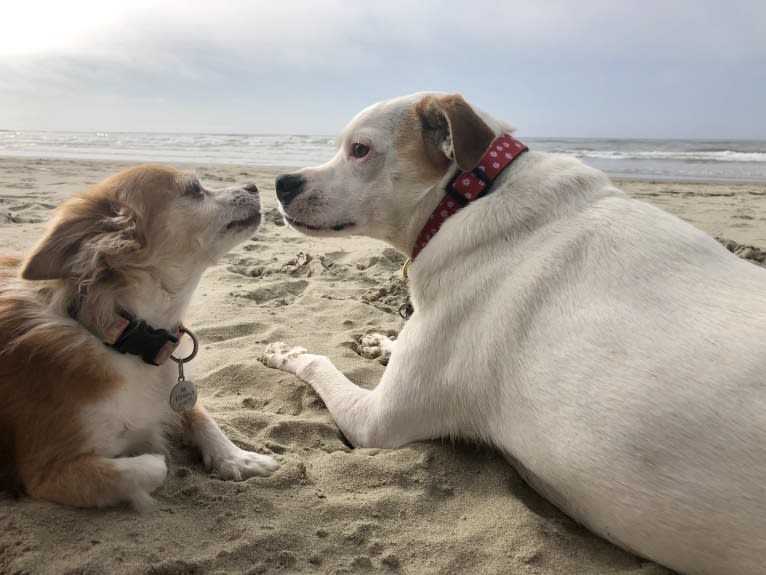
[212, 449, 278, 481]
[359, 333, 394, 365]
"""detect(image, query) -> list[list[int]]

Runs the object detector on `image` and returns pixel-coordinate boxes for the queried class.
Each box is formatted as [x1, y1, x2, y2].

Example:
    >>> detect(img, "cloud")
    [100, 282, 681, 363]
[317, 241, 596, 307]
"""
[4, 1, 765, 65]
[0, 1, 764, 136]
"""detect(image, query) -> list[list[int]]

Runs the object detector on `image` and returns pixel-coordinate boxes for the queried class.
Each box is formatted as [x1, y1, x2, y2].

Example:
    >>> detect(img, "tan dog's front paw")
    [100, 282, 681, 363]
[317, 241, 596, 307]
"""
[206, 447, 278, 481]
[115, 453, 168, 512]
[360, 333, 395, 365]
[259, 342, 309, 374]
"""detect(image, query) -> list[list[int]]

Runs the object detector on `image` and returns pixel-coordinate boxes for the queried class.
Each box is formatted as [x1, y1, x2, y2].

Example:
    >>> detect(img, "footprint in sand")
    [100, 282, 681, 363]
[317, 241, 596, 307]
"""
[8, 202, 57, 212]
[228, 252, 343, 280]
[195, 321, 269, 342]
[240, 279, 309, 305]
[717, 237, 766, 265]
[265, 419, 349, 452]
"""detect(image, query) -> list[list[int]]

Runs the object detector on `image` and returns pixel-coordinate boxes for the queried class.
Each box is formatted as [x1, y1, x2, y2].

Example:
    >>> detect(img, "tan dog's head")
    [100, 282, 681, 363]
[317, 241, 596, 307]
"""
[21, 165, 261, 304]
[275, 92, 514, 250]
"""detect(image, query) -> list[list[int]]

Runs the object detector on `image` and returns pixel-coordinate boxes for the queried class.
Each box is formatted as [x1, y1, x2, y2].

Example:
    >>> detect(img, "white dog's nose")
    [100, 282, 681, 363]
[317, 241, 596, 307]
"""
[275, 173, 305, 207]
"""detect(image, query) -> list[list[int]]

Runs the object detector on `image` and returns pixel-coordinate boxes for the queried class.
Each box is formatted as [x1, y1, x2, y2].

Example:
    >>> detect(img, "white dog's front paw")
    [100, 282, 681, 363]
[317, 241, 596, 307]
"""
[360, 333, 395, 365]
[206, 447, 278, 481]
[259, 341, 309, 373]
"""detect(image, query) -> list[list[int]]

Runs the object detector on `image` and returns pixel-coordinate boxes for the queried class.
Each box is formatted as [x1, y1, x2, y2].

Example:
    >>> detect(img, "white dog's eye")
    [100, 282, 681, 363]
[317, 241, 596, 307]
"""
[351, 143, 370, 159]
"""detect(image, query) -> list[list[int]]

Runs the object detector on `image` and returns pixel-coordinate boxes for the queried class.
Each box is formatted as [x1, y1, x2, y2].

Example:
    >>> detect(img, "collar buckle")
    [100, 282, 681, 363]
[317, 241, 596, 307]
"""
[72, 301, 183, 366]
[111, 315, 181, 366]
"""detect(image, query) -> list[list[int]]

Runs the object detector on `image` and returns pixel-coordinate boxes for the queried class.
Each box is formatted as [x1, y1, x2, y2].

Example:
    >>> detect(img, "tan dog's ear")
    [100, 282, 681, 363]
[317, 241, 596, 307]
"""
[21, 197, 140, 281]
[417, 94, 496, 171]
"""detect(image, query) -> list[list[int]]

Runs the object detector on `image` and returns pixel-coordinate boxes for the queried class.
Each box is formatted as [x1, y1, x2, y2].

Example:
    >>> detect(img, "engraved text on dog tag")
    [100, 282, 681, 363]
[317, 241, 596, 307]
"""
[170, 378, 197, 413]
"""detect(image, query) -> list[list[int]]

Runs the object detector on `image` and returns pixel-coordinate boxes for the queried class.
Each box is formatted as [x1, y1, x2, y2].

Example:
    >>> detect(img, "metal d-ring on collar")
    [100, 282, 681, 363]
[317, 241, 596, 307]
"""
[402, 257, 412, 279]
[171, 326, 199, 367]
[169, 327, 200, 413]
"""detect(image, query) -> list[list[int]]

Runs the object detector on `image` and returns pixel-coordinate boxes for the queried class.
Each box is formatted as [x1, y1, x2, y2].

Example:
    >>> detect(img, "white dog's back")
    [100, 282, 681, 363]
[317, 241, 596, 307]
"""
[407, 152, 766, 574]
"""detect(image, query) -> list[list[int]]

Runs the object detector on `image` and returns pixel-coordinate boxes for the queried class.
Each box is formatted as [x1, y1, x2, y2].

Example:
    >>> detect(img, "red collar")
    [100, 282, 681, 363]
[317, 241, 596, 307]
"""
[411, 133, 528, 260]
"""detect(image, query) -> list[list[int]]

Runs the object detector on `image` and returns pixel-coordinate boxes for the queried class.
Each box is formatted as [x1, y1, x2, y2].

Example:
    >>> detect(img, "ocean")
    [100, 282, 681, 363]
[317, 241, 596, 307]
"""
[1, 130, 765, 183]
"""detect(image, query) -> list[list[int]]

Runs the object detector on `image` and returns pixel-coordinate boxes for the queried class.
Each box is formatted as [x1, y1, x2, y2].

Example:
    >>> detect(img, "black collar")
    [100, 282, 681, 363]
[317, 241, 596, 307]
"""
[70, 300, 181, 366]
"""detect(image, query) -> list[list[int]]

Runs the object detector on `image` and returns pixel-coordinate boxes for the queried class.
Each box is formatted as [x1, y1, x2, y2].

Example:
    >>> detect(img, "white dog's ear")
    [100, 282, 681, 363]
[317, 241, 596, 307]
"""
[21, 197, 141, 281]
[417, 93, 496, 171]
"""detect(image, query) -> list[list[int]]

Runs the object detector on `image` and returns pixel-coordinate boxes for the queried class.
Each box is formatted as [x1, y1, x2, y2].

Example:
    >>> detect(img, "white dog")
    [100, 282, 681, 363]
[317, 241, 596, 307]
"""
[262, 93, 766, 575]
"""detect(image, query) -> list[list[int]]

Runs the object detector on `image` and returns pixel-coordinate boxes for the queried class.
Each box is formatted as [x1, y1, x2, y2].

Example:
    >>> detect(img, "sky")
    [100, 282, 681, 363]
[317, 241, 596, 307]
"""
[0, 0, 764, 139]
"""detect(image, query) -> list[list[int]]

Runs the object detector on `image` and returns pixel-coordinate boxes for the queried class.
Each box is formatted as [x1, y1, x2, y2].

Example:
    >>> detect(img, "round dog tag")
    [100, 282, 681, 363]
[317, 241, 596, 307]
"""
[170, 379, 197, 413]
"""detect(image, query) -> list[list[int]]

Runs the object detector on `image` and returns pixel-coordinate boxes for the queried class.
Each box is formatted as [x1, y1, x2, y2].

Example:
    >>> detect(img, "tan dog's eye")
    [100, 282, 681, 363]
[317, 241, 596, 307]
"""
[351, 143, 370, 159]
[184, 180, 204, 198]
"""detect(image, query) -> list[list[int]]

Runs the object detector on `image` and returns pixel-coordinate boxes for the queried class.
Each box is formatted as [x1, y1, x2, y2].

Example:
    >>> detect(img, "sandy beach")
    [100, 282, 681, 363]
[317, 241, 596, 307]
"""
[1, 156, 764, 575]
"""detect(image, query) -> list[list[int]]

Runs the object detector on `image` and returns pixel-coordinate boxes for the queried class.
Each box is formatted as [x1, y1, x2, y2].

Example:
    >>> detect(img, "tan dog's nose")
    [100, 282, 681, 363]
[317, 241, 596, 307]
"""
[243, 183, 259, 195]
[275, 173, 305, 207]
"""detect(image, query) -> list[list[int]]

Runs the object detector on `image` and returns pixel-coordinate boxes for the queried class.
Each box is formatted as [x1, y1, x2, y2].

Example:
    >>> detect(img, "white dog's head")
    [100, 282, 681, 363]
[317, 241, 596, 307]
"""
[21, 165, 261, 318]
[275, 93, 514, 252]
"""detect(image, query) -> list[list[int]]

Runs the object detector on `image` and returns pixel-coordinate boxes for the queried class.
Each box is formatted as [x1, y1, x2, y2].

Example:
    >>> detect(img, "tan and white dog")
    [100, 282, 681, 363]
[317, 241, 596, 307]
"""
[0, 165, 277, 509]
[262, 93, 766, 575]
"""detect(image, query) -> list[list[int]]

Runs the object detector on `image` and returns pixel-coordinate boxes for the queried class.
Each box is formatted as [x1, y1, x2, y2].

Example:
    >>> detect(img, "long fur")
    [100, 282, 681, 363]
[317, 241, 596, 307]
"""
[0, 165, 277, 508]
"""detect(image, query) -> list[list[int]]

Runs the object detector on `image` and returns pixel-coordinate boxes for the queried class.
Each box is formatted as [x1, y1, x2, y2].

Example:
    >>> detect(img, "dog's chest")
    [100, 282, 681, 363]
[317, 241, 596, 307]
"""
[80, 356, 181, 457]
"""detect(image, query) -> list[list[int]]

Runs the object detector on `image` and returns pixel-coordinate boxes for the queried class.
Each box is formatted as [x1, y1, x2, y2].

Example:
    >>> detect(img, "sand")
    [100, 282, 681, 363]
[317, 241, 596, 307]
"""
[0, 157, 764, 575]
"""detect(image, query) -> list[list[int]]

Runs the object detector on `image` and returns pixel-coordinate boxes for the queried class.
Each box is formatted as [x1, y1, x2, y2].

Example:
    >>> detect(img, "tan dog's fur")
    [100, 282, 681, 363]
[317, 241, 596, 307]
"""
[0, 165, 276, 508]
